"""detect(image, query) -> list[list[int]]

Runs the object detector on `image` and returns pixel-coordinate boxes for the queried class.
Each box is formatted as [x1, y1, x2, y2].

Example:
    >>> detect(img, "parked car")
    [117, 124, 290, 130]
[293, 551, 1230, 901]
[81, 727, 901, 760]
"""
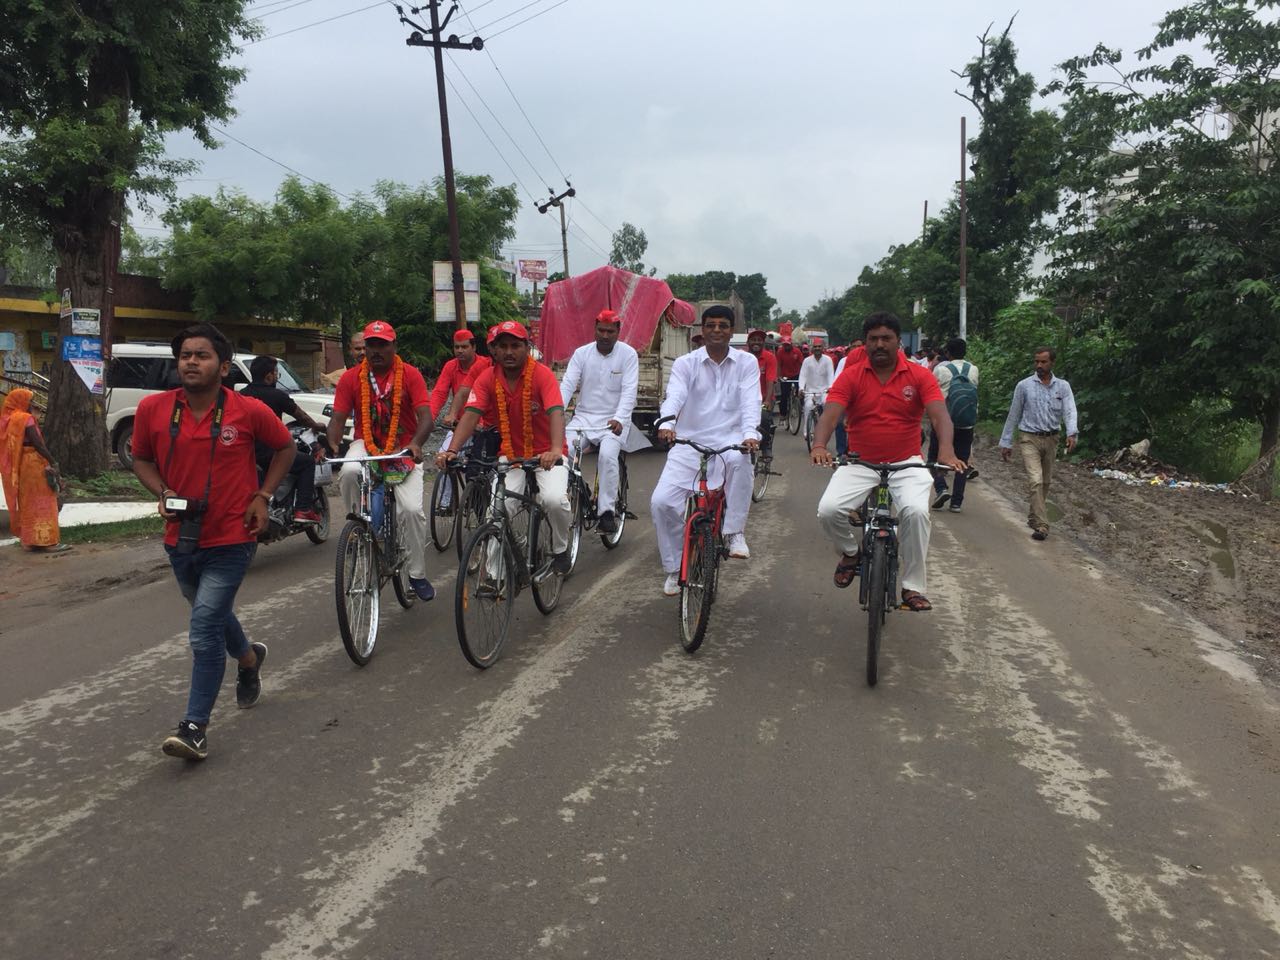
[106, 342, 346, 467]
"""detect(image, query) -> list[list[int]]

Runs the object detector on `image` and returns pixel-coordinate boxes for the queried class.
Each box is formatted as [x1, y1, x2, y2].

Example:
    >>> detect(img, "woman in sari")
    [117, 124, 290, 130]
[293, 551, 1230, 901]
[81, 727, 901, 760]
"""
[0, 389, 65, 550]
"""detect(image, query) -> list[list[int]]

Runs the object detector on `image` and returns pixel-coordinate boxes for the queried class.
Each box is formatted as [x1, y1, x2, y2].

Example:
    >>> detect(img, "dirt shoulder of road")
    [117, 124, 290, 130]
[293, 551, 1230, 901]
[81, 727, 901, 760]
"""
[969, 431, 1280, 686]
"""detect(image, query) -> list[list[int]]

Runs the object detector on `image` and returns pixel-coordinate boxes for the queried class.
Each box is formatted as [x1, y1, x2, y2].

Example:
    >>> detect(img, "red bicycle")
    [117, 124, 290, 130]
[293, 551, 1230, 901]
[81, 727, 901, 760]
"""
[656, 416, 749, 653]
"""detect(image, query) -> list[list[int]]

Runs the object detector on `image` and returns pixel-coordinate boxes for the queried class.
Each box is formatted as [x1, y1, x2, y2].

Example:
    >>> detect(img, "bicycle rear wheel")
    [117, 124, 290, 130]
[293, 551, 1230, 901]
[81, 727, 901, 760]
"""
[530, 511, 564, 614]
[787, 394, 802, 434]
[804, 409, 818, 453]
[864, 539, 888, 687]
[601, 459, 627, 549]
[455, 522, 515, 669]
[429, 470, 458, 551]
[335, 521, 380, 666]
[751, 451, 769, 503]
[679, 521, 717, 653]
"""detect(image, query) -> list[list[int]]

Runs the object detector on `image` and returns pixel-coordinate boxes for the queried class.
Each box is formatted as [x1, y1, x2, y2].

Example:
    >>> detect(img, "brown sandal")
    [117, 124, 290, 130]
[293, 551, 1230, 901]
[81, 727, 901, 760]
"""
[833, 552, 861, 589]
[901, 592, 932, 612]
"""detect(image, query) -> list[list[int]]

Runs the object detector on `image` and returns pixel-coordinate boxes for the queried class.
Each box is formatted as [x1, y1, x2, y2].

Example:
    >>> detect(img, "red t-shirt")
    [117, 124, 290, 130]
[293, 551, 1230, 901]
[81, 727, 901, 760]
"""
[465, 362, 564, 456]
[333, 361, 431, 451]
[133, 387, 293, 548]
[753, 349, 778, 400]
[776, 347, 804, 379]
[429, 355, 492, 418]
[826, 352, 943, 463]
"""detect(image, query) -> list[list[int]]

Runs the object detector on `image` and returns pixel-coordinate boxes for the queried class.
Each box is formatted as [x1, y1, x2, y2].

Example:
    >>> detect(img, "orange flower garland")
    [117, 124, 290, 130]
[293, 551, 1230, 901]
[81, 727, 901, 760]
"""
[359, 356, 405, 455]
[494, 356, 536, 459]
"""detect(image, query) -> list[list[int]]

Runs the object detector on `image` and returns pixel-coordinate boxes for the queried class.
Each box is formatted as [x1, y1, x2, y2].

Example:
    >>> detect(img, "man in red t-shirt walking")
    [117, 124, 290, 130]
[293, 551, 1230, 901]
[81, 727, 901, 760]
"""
[436, 320, 572, 572]
[810, 313, 966, 611]
[132, 323, 296, 760]
[327, 320, 437, 600]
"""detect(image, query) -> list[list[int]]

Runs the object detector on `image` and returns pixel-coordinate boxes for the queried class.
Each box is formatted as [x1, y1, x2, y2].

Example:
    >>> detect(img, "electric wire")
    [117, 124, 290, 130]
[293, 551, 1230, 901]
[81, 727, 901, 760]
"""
[249, 1, 390, 43]
[483, 0, 570, 41]
[209, 125, 354, 199]
[252, 0, 326, 18]
[470, 0, 556, 34]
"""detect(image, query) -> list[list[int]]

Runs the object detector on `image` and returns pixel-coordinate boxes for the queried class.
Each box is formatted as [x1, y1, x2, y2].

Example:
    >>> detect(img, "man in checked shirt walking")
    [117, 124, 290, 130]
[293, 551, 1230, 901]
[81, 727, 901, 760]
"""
[999, 347, 1079, 541]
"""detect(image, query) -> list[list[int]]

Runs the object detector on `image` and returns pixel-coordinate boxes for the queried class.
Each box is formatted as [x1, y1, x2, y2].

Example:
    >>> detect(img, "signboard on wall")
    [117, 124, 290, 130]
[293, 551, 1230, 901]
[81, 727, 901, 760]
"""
[70, 308, 100, 335]
[518, 259, 548, 282]
[60, 336, 102, 361]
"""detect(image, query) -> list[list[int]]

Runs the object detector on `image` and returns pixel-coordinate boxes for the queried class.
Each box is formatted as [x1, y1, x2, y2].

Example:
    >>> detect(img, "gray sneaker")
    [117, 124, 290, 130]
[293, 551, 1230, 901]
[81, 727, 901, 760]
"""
[236, 642, 267, 709]
[948, 503, 962, 513]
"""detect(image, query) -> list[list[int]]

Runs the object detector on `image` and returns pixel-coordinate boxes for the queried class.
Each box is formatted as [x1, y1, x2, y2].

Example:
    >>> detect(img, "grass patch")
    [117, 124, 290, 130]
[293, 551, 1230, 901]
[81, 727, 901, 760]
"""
[59, 514, 164, 544]
[63, 470, 149, 501]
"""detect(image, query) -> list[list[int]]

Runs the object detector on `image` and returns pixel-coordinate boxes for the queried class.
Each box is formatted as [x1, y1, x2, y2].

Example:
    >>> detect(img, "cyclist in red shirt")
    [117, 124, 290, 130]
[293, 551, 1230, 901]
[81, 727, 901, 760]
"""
[809, 313, 965, 612]
[430, 328, 492, 427]
[745, 328, 777, 461]
[775, 336, 804, 420]
[327, 320, 437, 602]
[436, 320, 573, 573]
[132, 323, 296, 760]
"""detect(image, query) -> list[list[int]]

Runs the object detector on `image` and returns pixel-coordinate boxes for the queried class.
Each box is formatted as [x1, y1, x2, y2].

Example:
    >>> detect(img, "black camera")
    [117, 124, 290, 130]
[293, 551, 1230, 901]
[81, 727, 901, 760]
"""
[165, 496, 207, 555]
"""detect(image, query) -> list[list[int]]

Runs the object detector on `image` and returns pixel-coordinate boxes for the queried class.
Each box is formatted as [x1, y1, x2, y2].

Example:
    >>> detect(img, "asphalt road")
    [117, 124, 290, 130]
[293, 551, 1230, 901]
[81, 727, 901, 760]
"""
[3, 429, 1279, 959]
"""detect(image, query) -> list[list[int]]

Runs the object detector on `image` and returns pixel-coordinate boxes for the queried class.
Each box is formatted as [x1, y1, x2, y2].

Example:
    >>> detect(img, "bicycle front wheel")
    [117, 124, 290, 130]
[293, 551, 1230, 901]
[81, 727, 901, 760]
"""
[455, 522, 516, 669]
[751, 451, 770, 503]
[679, 521, 717, 653]
[865, 539, 888, 687]
[601, 459, 627, 549]
[787, 394, 802, 434]
[565, 478, 584, 574]
[456, 477, 489, 560]
[429, 470, 458, 551]
[530, 511, 564, 614]
[335, 521, 380, 666]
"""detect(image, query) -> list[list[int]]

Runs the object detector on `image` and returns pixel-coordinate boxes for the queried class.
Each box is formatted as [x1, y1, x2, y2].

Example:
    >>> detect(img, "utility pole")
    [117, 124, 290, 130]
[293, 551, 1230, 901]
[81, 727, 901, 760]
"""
[913, 200, 928, 322]
[538, 184, 575, 278]
[399, 2, 483, 330]
[958, 116, 968, 340]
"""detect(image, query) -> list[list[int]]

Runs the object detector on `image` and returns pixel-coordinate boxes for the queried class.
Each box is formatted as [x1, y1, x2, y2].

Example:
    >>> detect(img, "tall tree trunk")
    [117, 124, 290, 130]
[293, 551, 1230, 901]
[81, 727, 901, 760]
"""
[44, 204, 118, 478]
[1240, 390, 1280, 502]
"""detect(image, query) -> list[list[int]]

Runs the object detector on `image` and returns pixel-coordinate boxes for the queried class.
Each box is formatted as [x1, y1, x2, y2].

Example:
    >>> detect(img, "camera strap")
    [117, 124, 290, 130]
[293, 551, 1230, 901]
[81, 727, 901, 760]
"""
[161, 389, 226, 507]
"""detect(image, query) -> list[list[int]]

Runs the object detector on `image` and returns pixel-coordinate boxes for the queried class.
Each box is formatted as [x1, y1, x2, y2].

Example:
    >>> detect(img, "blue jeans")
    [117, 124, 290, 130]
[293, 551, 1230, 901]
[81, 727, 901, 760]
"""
[166, 542, 257, 726]
[929, 427, 974, 506]
[835, 420, 848, 458]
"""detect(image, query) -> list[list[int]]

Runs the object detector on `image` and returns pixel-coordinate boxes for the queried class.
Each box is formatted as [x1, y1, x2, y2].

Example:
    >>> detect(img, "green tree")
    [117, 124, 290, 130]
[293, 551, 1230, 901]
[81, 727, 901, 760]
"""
[609, 222, 656, 276]
[733, 272, 776, 326]
[0, 229, 56, 288]
[1047, 0, 1280, 493]
[0, 1, 258, 475]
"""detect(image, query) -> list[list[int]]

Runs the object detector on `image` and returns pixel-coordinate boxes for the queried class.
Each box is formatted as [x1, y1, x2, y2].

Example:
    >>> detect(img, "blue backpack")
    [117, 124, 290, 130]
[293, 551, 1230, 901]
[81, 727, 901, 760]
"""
[943, 362, 978, 429]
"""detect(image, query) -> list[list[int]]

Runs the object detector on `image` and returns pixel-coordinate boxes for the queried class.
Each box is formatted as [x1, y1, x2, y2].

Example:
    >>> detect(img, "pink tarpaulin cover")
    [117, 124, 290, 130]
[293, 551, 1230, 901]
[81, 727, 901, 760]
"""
[536, 265, 694, 363]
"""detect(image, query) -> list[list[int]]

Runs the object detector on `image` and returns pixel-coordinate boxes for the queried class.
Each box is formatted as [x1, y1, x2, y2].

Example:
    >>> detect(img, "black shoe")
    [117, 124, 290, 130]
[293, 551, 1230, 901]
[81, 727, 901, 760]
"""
[965, 466, 979, 480]
[597, 511, 617, 534]
[1031, 529, 1048, 541]
[162, 720, 208, 760]
[552, 550, 572, 575]
[931, 491, 951, 510]
[236, 641, 267, 709]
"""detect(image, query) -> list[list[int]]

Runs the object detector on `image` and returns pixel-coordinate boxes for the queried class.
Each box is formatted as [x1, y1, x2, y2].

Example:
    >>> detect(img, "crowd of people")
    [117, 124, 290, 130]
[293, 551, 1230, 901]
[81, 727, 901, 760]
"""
[0, 307, 1078, 760]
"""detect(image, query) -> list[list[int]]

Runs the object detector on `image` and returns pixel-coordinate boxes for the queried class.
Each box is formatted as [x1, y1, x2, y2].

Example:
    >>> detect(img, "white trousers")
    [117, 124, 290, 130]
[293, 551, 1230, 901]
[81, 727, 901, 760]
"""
[338, 440, 429, 580]
[568, 424, 623, 515]
[503, 463, 572, 554]
[650, 445, 752, 574]
[816, 458, 933, 594]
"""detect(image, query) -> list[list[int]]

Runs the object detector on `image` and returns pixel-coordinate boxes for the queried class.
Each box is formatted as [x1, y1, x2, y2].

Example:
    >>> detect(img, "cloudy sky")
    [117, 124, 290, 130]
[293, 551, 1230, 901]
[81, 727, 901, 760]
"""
[148, 0, 1179, 312]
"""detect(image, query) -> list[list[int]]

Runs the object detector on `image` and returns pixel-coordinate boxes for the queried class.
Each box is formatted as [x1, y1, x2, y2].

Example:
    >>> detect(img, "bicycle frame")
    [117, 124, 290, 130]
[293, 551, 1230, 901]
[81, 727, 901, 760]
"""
[679, 457, 728, 583]
[325, 451, 413, 569]
[479, 458, 553, 584]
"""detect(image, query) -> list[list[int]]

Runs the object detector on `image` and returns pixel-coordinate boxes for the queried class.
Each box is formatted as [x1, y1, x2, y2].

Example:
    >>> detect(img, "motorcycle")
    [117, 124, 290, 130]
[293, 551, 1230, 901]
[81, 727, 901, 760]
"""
[257, 425, 333, 545]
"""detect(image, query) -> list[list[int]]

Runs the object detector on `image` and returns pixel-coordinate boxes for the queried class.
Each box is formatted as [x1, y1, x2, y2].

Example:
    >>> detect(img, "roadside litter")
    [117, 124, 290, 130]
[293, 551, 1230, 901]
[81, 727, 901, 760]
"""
[1085, 440, 1246, 495]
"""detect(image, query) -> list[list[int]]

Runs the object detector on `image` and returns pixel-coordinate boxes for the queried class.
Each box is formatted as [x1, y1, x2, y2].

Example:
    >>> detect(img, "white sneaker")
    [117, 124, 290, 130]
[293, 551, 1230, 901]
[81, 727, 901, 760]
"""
[725, 532, 750, 559]
[663, 572, 680, 596]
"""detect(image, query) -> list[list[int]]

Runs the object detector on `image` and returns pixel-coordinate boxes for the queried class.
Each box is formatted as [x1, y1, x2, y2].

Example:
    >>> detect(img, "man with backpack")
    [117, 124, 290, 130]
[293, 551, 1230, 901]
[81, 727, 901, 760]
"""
[930, 338, 979, 512]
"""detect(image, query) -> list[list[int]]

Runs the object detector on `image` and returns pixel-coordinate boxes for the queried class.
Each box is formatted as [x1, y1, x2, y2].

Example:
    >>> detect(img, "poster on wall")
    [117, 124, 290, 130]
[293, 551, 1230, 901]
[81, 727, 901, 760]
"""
[432, 261, 481, 324]
[60, 336, 102, 361]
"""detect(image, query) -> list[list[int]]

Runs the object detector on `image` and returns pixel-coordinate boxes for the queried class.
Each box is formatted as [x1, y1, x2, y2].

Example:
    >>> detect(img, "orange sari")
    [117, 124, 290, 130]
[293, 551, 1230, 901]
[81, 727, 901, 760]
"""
[0, 389, 60, 548]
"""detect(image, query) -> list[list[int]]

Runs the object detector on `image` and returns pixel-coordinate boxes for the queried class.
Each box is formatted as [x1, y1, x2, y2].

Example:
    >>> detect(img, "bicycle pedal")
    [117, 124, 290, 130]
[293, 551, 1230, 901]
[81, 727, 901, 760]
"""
[624, 510, 639, 520]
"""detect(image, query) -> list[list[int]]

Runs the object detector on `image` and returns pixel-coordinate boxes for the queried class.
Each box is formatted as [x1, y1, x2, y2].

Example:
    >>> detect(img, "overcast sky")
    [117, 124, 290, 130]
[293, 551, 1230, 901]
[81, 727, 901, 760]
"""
[147, 0, 1179, 312]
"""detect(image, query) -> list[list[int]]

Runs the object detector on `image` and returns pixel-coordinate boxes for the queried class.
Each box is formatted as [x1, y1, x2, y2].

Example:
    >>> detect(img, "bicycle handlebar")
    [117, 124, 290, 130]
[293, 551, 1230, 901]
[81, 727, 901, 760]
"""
[325, 449, 414, 465]
[828, 457, 954, 472]
[652, 414, 751, 457]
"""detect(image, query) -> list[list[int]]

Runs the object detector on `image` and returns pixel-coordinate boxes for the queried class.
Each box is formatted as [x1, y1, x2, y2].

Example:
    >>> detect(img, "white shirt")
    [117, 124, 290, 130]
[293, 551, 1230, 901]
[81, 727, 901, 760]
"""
[798, 354, 834, 396]
[660, 346, 761, 446]
[933, 359, 980, 399]
[559, 340, 640, 430]
[833, 356, 847, 380]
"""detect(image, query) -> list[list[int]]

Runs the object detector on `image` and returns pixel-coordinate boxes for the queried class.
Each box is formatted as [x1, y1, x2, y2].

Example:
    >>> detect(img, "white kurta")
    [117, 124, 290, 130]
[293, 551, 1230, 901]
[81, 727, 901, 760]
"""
[798, 354, 835, 421]
[560, 340, 640, 515]
[650, 347, 761, 573]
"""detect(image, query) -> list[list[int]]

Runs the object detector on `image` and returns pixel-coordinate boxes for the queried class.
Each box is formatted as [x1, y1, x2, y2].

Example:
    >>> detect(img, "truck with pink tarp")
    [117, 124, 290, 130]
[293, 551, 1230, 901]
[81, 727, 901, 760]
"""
[535, 265, 696, 431]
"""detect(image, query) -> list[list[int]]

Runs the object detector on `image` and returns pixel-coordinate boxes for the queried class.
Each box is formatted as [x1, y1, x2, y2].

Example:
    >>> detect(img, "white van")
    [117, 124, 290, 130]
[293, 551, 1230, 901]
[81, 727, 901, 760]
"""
[106, 342, 342, 467]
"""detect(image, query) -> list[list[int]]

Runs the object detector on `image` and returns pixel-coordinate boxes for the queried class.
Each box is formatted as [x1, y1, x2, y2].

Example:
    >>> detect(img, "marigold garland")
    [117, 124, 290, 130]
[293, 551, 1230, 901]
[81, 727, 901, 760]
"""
[359, 356, 405, 455]
[494, 356, 536, 459]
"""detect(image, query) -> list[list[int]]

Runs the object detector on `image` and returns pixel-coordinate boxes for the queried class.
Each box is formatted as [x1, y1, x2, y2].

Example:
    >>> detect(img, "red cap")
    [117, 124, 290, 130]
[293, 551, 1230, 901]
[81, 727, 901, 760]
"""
[487, 320, 530, 344]
[362, 320, 396, 342]
[781, 336, 792, 344]
[596, 308, 621, 325]
[452, 329, 475, 344]
[747, 328, 766, 339]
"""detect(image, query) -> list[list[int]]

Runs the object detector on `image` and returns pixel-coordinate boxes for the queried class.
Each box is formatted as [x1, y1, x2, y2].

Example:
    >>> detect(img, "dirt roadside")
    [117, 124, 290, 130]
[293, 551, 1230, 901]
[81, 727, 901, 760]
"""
[967, 432, 1280, 686]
